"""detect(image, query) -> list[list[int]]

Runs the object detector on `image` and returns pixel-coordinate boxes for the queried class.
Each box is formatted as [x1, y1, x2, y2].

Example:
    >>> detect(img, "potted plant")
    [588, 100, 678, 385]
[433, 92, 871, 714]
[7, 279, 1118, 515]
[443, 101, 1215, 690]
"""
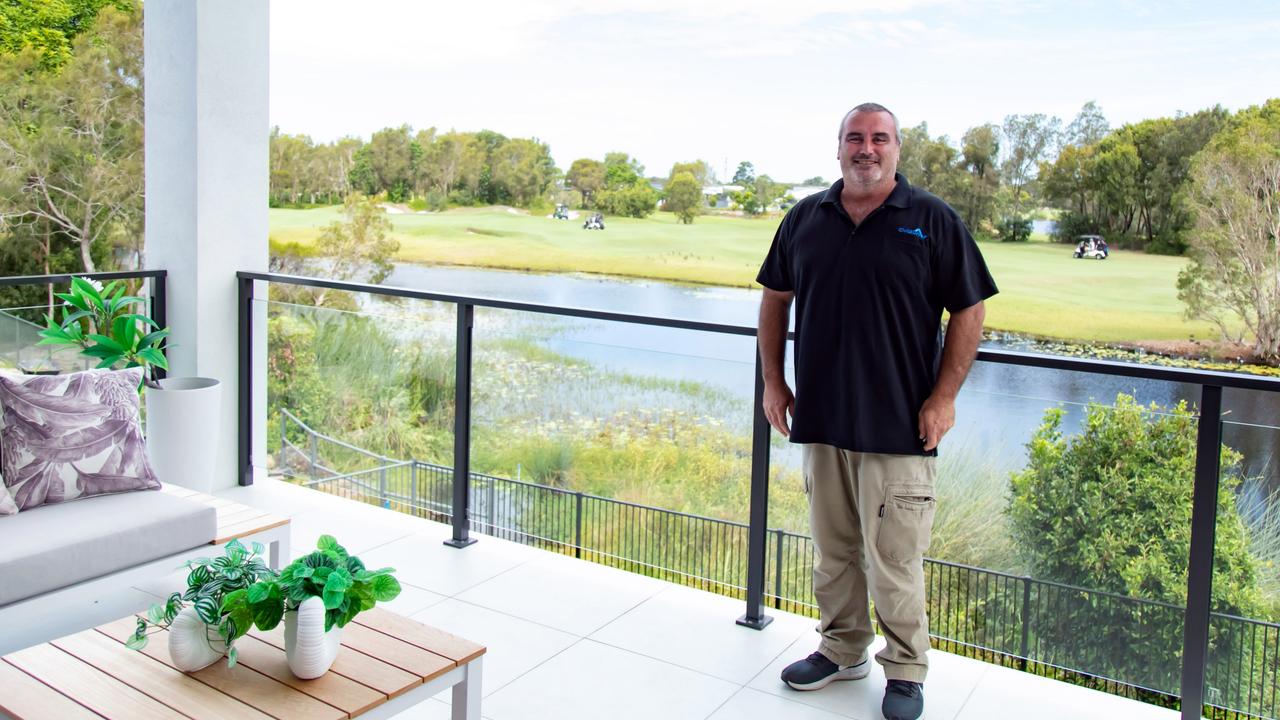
[127, 539, 281, 670]
[37, 276, 169, 383]
[38, 275, 223, 493]
[275, 535, 402, 678]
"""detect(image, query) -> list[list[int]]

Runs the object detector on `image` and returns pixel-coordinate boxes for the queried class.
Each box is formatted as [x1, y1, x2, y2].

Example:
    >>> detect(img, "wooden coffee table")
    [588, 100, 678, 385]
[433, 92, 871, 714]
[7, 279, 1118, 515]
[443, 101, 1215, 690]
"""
[0, 607, 484, 719]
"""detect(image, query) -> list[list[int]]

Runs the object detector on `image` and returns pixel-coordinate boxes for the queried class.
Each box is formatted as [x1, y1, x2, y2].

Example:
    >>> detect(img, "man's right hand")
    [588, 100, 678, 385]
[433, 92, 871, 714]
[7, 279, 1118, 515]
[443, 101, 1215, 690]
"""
[763, 380, 795, 437]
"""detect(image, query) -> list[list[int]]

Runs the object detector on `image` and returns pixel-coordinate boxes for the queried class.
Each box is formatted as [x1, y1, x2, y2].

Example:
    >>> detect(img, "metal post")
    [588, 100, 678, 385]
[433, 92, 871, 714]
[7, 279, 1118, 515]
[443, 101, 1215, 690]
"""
[575, 492, 584, 559]
[151, 272, 168, 381]
[738, 352, 773, 629]
[445, 303, 477, 549]
[278, 410, 286, 471]
[773, 528, 785, 610]
[1181, 384, 1224, 720]
[1020, 576, 1032, 671]
[410, 461, 418, 515]
[237, 276, 253, 485]
[379, 462, 389, 508]
[309, 432, 318, 485]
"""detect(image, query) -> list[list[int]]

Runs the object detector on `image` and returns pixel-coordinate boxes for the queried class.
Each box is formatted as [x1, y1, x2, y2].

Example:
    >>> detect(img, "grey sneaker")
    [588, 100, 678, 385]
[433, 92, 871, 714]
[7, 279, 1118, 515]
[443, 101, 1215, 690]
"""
[882, 679, 924, 720]
[780, 651, 871, 691]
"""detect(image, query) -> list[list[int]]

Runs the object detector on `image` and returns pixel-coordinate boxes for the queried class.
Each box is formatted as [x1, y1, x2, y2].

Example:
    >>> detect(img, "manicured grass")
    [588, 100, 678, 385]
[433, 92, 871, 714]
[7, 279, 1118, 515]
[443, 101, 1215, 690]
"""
[269, 206, 1226, 343]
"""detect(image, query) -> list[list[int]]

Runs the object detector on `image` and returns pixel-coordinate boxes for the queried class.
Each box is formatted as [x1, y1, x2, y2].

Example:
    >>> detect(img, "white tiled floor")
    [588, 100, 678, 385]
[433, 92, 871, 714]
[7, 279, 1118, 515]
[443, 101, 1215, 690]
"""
[110, 479, 1183, 720]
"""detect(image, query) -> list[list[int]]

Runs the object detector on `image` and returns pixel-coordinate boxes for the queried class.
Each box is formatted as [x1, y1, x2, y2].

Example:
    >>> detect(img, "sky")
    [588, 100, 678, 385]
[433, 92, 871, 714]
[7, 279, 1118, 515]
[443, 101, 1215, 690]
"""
[270, 0, 1280, 184]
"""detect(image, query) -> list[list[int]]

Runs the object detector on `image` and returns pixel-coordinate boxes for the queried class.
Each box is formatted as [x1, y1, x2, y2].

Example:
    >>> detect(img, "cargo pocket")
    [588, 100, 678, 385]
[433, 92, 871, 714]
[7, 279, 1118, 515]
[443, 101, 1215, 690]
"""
[876, 484, 936, 563]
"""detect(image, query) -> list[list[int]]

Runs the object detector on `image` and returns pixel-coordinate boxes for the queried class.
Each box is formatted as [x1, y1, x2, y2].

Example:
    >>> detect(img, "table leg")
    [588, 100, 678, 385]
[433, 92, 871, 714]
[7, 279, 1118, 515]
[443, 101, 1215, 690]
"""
[452, 656, 483, 720]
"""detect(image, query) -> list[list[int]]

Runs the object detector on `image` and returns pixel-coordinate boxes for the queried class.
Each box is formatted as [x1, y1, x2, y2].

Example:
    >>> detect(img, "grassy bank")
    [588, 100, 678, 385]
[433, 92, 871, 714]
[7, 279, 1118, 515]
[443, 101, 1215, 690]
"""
[269, 205, 1228, 344]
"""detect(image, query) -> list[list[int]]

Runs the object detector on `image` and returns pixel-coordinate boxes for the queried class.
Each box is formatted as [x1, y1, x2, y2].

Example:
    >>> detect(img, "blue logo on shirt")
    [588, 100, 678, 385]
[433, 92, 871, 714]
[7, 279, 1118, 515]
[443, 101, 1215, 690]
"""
[897, 227, 928, 241]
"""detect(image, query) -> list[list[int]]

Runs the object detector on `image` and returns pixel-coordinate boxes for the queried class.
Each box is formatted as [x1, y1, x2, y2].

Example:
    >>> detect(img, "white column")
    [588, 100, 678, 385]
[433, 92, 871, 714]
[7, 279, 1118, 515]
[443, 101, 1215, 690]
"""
[144, 0, 269, 491]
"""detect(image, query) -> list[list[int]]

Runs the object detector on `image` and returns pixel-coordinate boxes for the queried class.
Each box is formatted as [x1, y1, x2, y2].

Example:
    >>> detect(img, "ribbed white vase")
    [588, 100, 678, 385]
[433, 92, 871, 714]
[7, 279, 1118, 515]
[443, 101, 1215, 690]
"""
[167, 607, 226, 672]
[284, 596, 343, 679]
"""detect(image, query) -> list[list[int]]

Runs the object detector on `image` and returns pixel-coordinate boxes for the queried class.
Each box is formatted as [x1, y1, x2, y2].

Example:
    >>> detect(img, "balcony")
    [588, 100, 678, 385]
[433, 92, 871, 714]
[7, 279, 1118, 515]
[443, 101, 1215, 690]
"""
[22, 475, 1176, 720]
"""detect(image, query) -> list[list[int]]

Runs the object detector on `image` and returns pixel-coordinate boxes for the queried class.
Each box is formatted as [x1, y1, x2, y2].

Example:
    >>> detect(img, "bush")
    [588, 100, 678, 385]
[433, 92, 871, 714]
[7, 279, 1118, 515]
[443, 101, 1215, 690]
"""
[997, 216, 1032, 242]
[1009, 394, 1263, 690]
[596, 182, 658, 218]
[1051, 211, 1098, 244]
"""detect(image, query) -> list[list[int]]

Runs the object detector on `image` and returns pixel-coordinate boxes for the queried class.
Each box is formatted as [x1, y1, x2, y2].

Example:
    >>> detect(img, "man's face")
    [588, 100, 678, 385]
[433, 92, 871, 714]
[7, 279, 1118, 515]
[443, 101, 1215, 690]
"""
[837, 111, 900, 189]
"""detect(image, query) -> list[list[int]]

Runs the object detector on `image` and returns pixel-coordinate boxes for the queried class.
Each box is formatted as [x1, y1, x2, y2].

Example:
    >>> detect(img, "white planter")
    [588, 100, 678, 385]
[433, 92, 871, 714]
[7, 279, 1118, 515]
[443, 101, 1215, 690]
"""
[167, 607, 227, 672]
[146, 377, 222, 493]
[284, 596, 343, 679]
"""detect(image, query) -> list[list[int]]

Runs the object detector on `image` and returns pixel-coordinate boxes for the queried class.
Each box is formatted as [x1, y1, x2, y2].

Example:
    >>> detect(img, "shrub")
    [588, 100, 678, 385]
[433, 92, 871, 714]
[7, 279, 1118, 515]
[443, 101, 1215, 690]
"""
[997, 216, 1032, 242]
[596, 182, 658, 218]
[1009, 393, 1263, 689]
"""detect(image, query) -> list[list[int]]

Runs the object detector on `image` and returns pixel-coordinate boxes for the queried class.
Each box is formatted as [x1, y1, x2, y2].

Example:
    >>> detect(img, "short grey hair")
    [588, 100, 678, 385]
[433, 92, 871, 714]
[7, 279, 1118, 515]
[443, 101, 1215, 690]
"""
[838, 103, 901, 144]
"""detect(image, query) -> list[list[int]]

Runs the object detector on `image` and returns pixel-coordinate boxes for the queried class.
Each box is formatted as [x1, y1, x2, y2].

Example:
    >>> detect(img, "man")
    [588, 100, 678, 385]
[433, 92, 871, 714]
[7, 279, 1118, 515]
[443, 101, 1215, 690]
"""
[756, 103, 997, 720]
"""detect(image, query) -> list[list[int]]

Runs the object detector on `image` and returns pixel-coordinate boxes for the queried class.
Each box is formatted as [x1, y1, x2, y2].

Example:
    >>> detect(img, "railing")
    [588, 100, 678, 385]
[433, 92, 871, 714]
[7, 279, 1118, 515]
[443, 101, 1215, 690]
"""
[278, 406, 1280, 719]
[238, 270, 1280, 720]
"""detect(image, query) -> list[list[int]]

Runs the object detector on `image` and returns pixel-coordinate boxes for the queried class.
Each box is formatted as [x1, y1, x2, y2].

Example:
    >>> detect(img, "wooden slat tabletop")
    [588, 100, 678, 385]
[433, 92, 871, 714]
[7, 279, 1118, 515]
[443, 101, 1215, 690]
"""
[158, 485, 289, 545]
[0, 610, 486, 720]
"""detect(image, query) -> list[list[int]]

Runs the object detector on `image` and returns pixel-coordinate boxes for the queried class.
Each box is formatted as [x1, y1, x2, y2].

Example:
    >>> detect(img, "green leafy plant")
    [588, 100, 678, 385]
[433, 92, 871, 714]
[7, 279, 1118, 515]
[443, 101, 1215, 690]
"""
[127, 539, 280, 667]
[37, 276, 169, 384]
[277, 535, 402, 632]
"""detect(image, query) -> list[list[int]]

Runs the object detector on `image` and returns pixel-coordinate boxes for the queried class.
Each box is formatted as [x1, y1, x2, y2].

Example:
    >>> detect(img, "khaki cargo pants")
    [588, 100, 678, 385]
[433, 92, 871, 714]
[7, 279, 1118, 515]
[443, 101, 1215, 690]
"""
[802, 444, 936, 683]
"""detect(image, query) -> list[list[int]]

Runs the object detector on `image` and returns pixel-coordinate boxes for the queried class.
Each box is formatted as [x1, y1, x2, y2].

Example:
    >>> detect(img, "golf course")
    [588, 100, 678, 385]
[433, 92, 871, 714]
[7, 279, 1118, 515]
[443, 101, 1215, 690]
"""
[269, 205, 1227, 345]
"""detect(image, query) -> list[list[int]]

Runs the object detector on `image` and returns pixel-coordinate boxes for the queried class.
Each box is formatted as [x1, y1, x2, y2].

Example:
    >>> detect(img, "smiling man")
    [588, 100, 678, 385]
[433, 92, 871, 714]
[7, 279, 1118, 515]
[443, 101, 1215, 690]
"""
[755, 103, 998, 720]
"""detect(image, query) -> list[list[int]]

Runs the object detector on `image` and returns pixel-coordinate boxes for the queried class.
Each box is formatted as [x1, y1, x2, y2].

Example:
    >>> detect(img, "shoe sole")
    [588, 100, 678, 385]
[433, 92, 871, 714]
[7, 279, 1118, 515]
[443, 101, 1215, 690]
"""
[784, 661, 871, 691]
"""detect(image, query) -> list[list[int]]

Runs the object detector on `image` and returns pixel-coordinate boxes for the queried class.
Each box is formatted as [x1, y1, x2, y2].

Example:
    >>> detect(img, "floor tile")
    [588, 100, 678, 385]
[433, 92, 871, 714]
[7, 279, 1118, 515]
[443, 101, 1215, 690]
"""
[379, 581, 447, 617]
[410, 598, 578, 696]
[955, 663, 1180, 720]
[357, 532, 530, 596]
[590, 583, 812, 683]
[455, 556, 666, 635]
[708, 687, 854, 720]
[748, 634, 988, 720]
[482, 639, 738, 720]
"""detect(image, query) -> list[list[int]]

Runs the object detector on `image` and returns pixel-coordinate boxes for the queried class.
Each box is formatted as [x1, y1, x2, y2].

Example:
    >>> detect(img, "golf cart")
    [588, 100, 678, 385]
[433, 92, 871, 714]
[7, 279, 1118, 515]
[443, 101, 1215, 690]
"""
[583, 212, 605, 230]
[1073, 234, 1109, 260]
[553, 203, 570, 220]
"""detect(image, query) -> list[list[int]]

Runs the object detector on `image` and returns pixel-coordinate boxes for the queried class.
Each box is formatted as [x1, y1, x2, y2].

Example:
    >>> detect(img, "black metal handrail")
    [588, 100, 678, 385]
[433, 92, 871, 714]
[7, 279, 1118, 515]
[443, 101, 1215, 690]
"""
[238, 269, 1280, 720]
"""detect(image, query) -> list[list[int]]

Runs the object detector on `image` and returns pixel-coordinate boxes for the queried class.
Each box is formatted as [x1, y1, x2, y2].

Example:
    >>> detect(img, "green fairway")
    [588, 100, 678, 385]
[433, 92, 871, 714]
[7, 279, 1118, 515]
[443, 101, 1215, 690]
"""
[269, 205, 1226, 343]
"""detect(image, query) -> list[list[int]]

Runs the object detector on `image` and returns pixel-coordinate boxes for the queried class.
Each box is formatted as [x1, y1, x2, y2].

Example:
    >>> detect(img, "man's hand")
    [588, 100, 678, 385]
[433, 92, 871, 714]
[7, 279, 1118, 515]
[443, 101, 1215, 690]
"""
[917, 393, 955, 451]
[764, 380, 795, 437]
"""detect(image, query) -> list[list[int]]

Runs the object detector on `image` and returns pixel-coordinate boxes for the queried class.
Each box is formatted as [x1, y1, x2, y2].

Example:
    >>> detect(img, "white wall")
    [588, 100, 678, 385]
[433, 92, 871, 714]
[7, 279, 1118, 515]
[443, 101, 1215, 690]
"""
[144, 0, 269, 490]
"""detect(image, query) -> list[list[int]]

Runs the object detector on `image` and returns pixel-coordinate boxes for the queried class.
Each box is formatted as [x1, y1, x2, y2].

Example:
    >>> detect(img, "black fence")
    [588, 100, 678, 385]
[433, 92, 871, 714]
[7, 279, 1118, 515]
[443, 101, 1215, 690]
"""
[278, 407, 1280, 719]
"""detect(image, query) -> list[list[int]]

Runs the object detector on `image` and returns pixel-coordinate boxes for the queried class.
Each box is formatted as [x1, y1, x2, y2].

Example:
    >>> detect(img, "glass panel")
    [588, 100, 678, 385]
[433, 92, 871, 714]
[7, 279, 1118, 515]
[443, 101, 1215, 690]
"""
[263, 288, 455, 519]
[771, 356, 1196, 698]
[470, 307, 757, 596]
[1208, 388, 1280, 719]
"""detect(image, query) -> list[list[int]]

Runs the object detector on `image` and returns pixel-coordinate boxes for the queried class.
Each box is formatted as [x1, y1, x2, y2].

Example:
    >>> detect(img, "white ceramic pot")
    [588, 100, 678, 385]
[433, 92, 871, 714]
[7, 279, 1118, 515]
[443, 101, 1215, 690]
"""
[167, 607, 226, 672]
[145, 377, 222, 493]
[284, 596, 343, 679]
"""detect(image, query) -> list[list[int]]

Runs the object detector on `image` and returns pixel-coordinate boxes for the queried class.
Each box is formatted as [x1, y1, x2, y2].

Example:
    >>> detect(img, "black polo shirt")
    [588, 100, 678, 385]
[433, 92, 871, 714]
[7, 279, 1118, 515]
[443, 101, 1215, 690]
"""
[756, 174, 998, 456]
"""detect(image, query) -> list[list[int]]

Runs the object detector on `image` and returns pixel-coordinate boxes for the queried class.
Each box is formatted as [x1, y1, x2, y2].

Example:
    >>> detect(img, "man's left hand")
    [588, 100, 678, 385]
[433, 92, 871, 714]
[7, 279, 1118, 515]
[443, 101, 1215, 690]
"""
[918, 394, 956, 452]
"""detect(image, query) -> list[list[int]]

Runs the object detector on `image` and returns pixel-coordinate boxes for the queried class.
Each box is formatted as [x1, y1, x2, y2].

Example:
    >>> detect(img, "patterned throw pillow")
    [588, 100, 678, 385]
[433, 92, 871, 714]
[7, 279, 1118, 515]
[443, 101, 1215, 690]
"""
[0, 367, 159, 511]
[0, 481, 15, 516]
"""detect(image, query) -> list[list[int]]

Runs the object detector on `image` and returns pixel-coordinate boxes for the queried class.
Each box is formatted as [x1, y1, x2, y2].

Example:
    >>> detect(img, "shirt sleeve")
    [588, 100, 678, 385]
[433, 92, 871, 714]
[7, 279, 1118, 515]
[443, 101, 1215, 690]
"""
[756, 211, 795, 292]
[931, 208, 998, 312]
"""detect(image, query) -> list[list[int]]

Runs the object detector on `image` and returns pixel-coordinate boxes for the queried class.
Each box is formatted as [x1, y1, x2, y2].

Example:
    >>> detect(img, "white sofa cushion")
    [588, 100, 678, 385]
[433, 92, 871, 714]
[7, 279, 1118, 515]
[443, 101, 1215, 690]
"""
[0, 489, 215, 606]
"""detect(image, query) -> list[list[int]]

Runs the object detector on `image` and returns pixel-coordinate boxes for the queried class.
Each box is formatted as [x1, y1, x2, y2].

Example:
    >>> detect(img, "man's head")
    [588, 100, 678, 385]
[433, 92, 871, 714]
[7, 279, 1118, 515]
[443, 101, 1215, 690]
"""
[836, 103, 901, 191]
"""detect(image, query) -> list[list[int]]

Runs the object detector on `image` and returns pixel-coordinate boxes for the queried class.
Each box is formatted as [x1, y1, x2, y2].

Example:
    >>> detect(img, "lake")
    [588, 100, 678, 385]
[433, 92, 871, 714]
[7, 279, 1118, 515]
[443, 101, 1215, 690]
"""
[384, 263, 1279, 495]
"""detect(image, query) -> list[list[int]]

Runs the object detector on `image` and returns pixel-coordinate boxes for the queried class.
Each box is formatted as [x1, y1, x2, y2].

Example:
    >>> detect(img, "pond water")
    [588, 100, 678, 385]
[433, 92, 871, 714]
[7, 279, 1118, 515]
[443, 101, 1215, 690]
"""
[384, 263, 1279, 492]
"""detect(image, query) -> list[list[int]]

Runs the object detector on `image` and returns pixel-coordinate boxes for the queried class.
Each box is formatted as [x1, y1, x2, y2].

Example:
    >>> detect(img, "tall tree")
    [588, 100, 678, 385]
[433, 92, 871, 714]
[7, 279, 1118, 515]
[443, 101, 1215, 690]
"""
[0, 6, 142, 273]
[663, 171, 701, 224]
[565, 158, 605, 208]
[312, 193, 400, 307]
[603, 152, 643, 190]
[960, 124, 1000, 231]
[731, 161, 755, 185]
[0, 0, 134, 71]
[490, 138, 556, 207]
[1063, 101, 1110, 148]
[1000, 113, 1061, 216]
[1177, 100, 1280, 362]
[669, 160, 714, 186]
